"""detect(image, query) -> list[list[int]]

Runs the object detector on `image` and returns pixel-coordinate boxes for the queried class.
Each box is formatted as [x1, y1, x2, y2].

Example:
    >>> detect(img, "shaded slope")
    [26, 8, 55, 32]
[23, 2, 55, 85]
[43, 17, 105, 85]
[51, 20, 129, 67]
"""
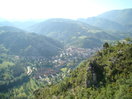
[0, 26, 63, 57]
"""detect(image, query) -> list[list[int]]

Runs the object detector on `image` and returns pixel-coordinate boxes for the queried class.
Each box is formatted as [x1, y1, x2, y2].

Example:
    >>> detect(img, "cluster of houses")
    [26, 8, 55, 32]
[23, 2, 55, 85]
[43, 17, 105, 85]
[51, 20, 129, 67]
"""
[51, 46, 98, 67]
[23, 46, 99, 84]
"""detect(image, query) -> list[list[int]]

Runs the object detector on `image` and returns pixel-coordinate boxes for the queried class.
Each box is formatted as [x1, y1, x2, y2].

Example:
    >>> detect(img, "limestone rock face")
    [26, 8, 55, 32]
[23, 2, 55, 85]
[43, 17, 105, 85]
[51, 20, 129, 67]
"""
[86, 60, 105, 88]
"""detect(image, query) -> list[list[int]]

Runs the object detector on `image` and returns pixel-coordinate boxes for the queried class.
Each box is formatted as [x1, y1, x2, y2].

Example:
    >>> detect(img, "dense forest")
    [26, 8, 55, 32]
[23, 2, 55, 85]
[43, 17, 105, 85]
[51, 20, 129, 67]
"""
[0, 8, 132, 99]
[0, 26, 63, 57]
[34, 39, 132, 99]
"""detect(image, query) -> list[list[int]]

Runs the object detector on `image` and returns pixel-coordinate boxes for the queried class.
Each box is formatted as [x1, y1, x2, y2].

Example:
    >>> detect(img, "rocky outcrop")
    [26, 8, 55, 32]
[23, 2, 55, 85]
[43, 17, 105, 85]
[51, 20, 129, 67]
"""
[86, 60, 105, 88]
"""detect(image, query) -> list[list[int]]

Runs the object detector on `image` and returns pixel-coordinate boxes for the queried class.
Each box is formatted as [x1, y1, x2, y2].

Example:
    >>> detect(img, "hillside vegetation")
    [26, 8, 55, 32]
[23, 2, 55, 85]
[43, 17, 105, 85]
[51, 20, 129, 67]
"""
[0, 26, 63, 57]
[98, 8, 132, 32]
[34, 40, 132, 99]
[79, 8, 132, 37]
[79, 17, 126, 32]
[98, 8, 132, 26]
[27, 18, 114, 48]
[0, 8, 132, 99]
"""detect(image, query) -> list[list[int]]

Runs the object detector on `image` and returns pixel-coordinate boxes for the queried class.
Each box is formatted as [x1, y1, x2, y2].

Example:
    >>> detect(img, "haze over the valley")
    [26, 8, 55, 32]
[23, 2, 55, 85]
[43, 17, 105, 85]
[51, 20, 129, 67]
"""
[0, 0, 132, 21]
[0, 0, 132, 98]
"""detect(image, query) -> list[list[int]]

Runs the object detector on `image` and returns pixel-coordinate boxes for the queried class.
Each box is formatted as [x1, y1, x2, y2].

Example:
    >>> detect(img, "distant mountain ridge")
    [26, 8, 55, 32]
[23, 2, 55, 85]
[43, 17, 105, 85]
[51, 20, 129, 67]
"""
[98, 8, 132, 26]
[0, 18, 13, 26]
[0, 8, 132, 99]
[27, 18, 115, 48]
[78, 17, 126, 32]
[0, 26, 63, 57]
[98, 8, 132, 32]
[1, 8, 132, 49]
[81, 8, 132, 32]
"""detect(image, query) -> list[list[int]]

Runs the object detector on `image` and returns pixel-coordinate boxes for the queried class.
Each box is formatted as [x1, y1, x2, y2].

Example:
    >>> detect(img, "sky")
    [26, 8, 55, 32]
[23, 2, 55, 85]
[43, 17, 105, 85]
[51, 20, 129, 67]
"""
[0, 0, 132, 21]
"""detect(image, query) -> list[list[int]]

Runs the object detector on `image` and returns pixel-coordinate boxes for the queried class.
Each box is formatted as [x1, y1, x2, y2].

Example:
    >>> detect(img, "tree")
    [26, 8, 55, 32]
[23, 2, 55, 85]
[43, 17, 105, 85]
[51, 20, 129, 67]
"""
[103, 42, 109, 49]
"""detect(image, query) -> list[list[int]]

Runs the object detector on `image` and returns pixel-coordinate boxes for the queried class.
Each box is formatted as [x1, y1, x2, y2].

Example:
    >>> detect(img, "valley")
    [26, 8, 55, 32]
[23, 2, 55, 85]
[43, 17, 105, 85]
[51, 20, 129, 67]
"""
[24, 46, 98, 82]
[0, 8, 132, 99]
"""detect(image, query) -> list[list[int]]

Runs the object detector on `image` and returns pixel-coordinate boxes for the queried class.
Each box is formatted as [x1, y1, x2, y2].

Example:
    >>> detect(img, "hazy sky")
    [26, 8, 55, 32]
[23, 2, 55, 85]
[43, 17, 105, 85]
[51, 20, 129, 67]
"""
[0, 0, 132, 20]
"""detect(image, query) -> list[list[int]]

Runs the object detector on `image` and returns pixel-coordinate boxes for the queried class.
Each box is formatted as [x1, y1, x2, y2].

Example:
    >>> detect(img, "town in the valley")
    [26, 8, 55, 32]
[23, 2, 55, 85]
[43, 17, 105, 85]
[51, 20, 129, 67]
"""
[17, 46, 99, 84]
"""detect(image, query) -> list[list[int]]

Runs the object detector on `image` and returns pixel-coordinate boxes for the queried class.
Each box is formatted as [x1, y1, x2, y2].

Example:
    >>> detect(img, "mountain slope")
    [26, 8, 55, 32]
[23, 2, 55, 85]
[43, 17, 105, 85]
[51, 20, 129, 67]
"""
[79, 17, 126, 32]
[98, 8, 132, 26]
[0, 18, 12, 26]
[34, 40, 132, 99]
[0, 26, 63, 57]
[98, 8, 132, 32]
[28, 18, 114, 48]
[79, 8, 132, 37]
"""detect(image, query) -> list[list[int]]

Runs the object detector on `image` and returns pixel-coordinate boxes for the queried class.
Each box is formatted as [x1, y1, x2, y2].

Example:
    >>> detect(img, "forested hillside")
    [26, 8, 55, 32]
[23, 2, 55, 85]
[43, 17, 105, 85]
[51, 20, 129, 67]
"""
[79, 17, 126, 32]
[27, 18, 115, 48]
[34, 39, 132, 99]
[0, 48, 42, 98]
[98, 8, 132, 26]
[0, 8, 132, 99]
[79, 8, 132, 36]
[0, 26, 98, 99]
[97, 8, 132, 32]
[0, 26, 63, 98]
[0, 26, 63, 57]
